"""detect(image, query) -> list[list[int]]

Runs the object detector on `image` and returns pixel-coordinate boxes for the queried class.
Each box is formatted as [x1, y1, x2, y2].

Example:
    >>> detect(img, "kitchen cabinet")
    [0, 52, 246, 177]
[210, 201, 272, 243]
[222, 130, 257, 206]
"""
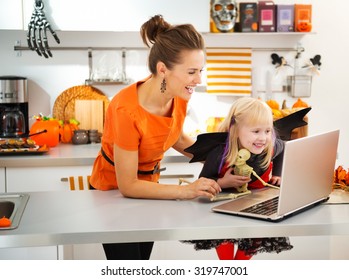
[0, 165, 92, 260]
[159, 162, 203, 185]
[0, 0, 23, 30]
[2, 162, 202, 260]
[0, 168, 5, 192]
[6, 165, 93, 192]
[66, 162, 203, 260]
[22, 0, 210, 32]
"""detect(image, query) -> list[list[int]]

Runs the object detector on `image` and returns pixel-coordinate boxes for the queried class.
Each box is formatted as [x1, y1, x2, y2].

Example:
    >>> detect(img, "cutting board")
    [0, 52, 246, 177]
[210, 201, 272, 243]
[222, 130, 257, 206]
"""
[75, 100, 104, 133]
[53, 85, 110, 123]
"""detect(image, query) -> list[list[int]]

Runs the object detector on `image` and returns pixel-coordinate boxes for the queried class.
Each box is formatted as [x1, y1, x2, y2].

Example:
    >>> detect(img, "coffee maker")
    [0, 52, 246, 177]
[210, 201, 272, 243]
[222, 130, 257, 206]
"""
[0, 76, 29, 138]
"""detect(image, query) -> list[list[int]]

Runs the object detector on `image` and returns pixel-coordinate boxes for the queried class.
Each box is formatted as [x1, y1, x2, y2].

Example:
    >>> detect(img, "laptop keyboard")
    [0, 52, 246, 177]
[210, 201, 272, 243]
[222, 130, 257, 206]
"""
[240, 196, 279, 216]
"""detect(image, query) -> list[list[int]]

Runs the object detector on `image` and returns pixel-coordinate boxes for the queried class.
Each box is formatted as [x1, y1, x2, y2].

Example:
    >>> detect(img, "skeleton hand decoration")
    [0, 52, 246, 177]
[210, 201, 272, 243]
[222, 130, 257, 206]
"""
[27, 0, 60, 58]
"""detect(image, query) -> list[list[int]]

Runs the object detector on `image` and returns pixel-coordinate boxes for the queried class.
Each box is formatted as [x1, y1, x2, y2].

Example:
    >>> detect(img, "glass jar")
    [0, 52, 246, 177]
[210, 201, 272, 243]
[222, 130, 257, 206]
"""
[72, 129, 89, 145]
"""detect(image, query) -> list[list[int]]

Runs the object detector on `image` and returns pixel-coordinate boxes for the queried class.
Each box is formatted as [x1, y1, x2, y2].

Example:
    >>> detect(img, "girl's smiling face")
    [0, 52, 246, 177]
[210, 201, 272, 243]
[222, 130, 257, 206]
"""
[238, 123, 273, 155]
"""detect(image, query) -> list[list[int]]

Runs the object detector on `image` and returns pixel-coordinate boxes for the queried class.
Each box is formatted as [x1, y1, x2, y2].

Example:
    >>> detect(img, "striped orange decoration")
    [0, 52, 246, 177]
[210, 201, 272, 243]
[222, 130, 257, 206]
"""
[206, 48, 252, 95]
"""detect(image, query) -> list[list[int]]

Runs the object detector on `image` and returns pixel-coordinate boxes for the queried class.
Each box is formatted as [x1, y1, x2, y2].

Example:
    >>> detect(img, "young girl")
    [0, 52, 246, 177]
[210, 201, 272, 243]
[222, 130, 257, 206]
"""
[183, 97, 293, 260]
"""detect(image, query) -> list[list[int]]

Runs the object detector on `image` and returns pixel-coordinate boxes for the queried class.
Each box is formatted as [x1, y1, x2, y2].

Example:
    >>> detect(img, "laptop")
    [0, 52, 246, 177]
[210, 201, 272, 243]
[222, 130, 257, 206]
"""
[212, 129, 340, 222]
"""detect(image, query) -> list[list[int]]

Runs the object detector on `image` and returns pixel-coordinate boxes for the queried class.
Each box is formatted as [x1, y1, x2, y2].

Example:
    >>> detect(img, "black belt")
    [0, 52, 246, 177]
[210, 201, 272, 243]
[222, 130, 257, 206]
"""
[100, 148, 166, 175]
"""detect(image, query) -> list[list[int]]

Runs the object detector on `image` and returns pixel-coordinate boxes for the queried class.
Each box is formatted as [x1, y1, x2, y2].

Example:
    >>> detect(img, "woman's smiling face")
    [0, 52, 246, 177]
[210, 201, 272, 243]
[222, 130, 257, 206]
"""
[165, 49, 205, 100]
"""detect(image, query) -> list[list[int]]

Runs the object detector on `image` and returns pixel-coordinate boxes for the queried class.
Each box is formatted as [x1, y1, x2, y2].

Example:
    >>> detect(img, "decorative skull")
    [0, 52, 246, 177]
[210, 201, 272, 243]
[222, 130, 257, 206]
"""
[211, 0, 238, 32]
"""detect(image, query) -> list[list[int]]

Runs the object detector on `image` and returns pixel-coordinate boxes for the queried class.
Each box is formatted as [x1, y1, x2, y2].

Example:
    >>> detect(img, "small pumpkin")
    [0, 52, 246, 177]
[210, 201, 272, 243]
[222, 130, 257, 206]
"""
[0, 216, 11, 227]
[266, 99, 280, 110]
[292, 98, 309, 108]
[60, 122, 79, 143]
[272, 109, 283, 119]
[297, 22, 312, 32]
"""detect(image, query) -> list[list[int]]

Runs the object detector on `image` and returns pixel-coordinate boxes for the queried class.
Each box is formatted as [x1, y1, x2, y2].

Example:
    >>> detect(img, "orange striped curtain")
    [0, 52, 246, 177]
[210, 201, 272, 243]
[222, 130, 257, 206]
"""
[206, 48, 252, 95]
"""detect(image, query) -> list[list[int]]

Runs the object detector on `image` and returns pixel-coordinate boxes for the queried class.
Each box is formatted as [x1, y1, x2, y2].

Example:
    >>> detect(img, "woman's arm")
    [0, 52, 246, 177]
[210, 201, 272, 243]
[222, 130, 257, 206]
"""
[172, 131, 195, 158]
[113, 144, 221, 200]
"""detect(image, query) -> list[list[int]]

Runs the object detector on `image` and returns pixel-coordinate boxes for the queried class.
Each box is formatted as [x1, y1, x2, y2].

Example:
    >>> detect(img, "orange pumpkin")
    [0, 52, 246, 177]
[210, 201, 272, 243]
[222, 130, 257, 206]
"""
[266, 99, 280, 110]
[297, 22, 312, 32]
[30, 119, 60, 147]
[60, 122, 79, 143]
[0, 216, 11, 227]
[292, 98, 309, 108]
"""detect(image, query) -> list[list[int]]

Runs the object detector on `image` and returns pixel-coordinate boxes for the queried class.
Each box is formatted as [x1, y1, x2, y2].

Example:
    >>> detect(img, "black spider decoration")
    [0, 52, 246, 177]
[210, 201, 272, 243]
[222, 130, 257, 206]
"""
[271, 53, 291, 68]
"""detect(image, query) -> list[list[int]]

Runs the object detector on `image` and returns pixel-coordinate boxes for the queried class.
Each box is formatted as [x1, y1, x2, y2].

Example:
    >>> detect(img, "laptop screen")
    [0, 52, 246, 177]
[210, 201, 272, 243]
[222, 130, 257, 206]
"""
[277, 130, 339, 215]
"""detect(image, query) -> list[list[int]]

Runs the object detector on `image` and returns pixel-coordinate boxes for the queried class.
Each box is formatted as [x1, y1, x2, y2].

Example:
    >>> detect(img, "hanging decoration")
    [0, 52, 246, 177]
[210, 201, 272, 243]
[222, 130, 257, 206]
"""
[271, 53, 292, 69]
[302, 54, 322, 75]
[27, 0, 60, 58]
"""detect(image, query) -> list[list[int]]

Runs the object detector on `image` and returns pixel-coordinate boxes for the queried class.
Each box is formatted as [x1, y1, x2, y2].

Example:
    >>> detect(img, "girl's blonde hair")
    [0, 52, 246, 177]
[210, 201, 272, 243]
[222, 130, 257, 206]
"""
[218, 97, 275, 169]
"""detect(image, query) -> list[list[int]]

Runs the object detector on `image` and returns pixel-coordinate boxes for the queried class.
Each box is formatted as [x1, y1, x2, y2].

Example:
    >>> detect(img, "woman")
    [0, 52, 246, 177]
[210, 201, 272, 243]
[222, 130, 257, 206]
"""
[89, 15, 221, 260]
[182, 97, 293, 260]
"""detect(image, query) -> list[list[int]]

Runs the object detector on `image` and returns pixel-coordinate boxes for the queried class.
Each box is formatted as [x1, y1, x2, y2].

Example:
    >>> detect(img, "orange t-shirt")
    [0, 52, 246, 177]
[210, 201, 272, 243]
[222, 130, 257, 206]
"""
[89, 79, 188, 190]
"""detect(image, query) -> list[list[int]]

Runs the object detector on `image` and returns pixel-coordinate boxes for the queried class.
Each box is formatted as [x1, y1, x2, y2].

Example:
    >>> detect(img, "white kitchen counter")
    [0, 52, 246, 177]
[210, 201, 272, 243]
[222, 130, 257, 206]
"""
[0, 143, 187, 167]
[1, 189, 349, 249]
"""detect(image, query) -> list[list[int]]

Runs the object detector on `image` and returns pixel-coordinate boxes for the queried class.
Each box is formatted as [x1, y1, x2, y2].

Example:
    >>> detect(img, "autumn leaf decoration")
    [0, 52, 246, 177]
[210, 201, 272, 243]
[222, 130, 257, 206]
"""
[333, 166, 349, 191]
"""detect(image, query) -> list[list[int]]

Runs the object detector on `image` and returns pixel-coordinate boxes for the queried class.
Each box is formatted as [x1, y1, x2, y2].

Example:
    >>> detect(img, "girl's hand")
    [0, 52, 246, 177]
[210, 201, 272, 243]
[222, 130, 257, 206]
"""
[269, 175, 281, 186]
[217, 167, 251, 189]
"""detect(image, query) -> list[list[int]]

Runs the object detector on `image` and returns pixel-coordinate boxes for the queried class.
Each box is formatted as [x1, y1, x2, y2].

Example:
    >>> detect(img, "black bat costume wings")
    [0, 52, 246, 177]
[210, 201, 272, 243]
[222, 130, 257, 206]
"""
[185, 107, 311, 163]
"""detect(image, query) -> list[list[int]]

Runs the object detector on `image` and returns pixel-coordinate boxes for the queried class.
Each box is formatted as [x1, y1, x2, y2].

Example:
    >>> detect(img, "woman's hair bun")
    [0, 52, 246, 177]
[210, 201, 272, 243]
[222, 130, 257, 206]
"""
[141, 15, 171, 47]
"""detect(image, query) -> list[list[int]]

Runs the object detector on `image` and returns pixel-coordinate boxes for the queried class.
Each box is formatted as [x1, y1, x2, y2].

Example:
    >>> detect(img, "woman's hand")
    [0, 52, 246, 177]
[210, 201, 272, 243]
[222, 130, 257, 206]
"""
[217, 167, 251, 189]
[182, 177, 222, 200]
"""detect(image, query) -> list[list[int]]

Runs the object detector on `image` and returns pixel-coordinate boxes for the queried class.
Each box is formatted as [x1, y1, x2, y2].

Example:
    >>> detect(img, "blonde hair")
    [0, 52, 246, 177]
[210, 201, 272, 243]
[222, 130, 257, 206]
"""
[218, 97, 275, 169]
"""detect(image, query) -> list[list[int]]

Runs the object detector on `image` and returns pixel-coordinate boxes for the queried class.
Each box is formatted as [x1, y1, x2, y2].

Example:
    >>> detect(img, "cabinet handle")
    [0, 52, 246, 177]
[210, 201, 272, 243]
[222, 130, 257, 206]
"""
[61, 177, 68, 182]
[159, 174, 194, 179]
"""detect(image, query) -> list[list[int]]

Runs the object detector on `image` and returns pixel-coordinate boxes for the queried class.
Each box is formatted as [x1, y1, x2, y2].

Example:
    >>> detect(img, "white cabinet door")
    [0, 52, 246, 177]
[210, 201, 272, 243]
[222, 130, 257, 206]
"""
[159, 162, 203, 185]
[0, 246, 59, 260]
[23, 0, 210, 32]
[6, 165, 93, 192]
[0, 0, 23, 30]
[0, 168, 5, 192]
